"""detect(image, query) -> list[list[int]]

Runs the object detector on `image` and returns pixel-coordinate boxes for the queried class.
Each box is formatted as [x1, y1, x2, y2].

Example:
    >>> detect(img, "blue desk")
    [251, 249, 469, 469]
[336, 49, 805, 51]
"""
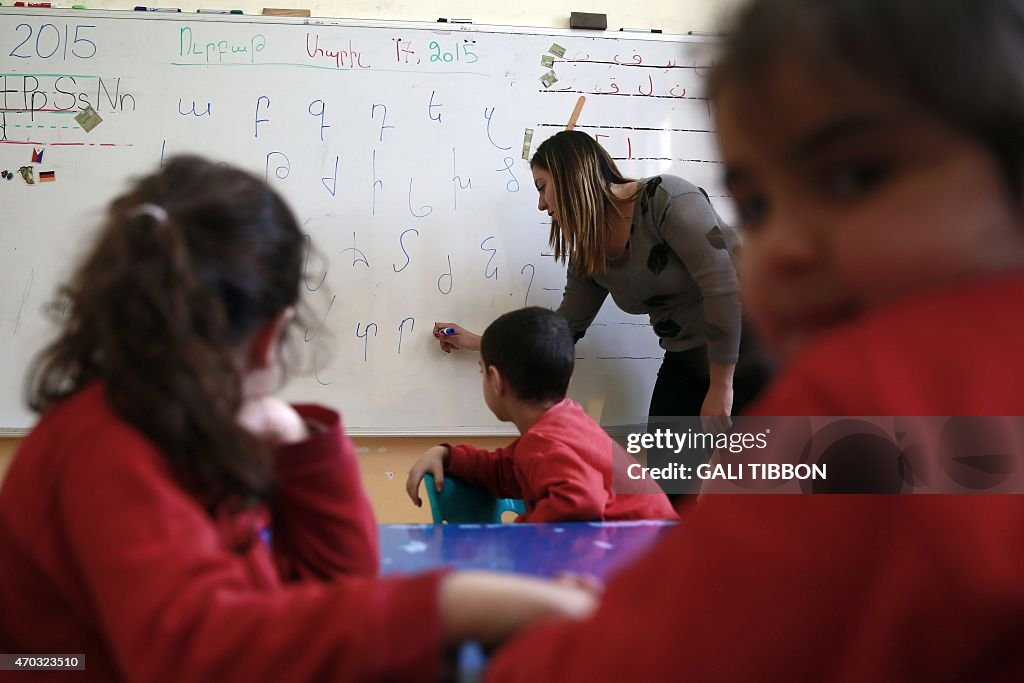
[379, 522, 675, 683]
[379, 521, 674, 579]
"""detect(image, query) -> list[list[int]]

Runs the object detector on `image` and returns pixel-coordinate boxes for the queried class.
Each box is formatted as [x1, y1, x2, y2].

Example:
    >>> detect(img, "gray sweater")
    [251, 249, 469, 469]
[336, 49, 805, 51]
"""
[556, 175, 742, 364]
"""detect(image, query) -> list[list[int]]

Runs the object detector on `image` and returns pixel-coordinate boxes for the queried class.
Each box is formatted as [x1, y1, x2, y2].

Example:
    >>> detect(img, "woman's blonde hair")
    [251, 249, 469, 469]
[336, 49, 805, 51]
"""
[531, 131, 637, 278]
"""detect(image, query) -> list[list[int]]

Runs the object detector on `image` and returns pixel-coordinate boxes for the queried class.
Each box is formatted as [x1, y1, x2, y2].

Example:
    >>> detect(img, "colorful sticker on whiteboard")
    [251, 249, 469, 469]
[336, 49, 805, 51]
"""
[75, 105, 103, 133]
[18, 166, 35, 185]
[540, 70, 558, 88]
[548, 43, 566, 58]
[39, 170, 55, 183]
[31, 148, 44, 164]
[541, 54, 554, 68]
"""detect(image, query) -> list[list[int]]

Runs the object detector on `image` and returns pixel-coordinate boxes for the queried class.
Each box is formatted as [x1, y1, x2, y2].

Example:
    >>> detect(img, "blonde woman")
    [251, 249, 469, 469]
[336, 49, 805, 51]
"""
[435, 131, 768, 487]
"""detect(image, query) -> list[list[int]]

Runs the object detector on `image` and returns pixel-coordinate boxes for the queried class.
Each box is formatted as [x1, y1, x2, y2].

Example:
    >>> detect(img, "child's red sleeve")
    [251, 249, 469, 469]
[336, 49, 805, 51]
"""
[57, 430, 445, 683]
[445, 440, 525, 499]
[271, 404, 379, 580]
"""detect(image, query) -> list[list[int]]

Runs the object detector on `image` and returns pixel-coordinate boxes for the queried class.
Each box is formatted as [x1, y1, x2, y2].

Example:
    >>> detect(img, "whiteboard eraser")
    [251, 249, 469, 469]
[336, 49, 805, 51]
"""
[569, 12, 607, 30]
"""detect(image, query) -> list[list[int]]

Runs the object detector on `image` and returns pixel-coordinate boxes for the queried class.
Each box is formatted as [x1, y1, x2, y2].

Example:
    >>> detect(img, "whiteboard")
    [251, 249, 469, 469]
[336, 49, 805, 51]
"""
[0, 9, 726, 434]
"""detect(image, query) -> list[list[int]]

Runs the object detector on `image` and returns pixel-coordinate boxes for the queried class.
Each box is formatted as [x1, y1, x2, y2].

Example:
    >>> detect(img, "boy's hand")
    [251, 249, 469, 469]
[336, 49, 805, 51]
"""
[406, 445, 449, 507]
[237, 396, 311, 446]
[433, 322, 482, 353]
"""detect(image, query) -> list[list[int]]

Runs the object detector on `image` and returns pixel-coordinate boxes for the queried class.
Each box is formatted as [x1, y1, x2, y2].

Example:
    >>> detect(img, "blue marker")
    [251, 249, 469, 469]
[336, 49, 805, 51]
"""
[437, 327, 457, 336]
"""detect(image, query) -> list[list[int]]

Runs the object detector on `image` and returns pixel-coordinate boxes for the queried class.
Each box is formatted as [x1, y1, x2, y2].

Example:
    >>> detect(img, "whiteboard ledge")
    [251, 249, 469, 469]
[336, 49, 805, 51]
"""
[0, 8, 711, 43]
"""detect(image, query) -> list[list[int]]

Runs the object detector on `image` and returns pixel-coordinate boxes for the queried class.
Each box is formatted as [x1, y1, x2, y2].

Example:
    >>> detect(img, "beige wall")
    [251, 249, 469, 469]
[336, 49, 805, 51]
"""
[0, 440, 15, 490]
[73, 0, 743, 36]
[342, 436, 511, 522]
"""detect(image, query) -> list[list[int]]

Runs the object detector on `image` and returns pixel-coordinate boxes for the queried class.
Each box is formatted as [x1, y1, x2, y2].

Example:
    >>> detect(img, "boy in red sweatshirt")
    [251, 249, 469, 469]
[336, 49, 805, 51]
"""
[407, 307, 675, 522]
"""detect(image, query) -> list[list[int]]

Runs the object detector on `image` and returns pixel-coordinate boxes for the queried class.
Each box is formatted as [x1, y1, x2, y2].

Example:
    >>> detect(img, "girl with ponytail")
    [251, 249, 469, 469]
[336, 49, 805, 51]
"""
[0, 156, 595, 683]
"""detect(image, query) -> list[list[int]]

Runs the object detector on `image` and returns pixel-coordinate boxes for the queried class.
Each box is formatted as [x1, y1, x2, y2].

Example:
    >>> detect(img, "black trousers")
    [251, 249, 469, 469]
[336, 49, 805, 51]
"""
[647, 333, 773, 496]
[648, 344, 768, 418]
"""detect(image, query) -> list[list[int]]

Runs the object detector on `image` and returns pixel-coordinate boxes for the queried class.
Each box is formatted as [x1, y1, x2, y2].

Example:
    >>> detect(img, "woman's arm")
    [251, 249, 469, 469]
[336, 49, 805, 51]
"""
[433, 268, 609, 353]
[659, 192, 742, 366]
[659, 190, 743, 423]
[556, 267, 610, 343]
[704, 361, 736, 432]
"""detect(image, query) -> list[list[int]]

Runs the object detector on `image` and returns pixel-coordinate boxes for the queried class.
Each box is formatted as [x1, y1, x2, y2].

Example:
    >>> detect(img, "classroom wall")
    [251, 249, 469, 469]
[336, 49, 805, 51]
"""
[0, 0, 738, 521]
[0, 440, 15, 488]
[75, 0, 743, 35]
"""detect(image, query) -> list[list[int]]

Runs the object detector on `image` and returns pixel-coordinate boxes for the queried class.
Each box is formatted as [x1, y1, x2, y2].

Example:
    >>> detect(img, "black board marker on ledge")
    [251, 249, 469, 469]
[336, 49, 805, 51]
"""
[620, 27, 663, 33]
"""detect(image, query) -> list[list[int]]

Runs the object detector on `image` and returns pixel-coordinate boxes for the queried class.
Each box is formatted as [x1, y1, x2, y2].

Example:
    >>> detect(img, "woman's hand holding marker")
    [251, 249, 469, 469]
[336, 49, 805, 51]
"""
[433, 322, 482, 353]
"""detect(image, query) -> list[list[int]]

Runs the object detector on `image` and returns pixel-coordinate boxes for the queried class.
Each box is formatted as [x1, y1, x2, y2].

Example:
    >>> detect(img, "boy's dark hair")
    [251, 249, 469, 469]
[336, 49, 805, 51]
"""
[480, 307, 575, 403]
[710, 0, 1024, 201]
[27, 155, 304, 510]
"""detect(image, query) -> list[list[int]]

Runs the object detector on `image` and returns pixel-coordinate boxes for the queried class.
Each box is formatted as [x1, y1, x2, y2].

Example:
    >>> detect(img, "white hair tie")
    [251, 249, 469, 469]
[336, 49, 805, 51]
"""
[133, 203, 169, 224]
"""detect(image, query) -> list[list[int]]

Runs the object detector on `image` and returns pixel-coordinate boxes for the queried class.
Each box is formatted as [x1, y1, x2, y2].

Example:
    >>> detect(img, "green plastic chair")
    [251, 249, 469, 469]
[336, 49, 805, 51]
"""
[423, 473, 526, 524]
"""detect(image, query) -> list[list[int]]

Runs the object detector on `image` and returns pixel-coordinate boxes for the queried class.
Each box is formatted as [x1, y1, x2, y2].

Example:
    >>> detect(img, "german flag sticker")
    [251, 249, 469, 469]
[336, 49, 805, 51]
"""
[39, 170, 55, 183]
